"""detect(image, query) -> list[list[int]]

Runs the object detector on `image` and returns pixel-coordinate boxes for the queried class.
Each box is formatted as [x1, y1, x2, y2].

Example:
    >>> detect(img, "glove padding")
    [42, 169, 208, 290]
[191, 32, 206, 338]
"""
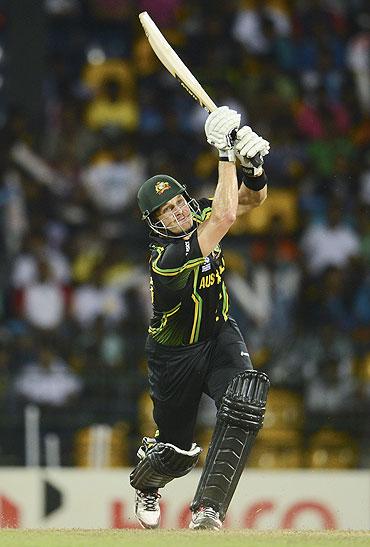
[234, 126, 270, 176]
[205, 106, 241, 153]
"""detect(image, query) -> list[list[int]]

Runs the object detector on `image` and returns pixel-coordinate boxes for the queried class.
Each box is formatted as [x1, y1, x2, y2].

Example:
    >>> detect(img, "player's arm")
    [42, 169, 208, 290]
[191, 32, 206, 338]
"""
[197, 106, 240, 257]
[236, 175, 268, 217]
[233, 126, 270, 218]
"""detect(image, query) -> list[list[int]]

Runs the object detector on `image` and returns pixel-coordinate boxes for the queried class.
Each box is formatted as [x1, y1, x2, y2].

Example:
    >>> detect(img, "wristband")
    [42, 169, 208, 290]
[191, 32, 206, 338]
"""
[219, 149, 235, 162]
[242, 168, 267, 191]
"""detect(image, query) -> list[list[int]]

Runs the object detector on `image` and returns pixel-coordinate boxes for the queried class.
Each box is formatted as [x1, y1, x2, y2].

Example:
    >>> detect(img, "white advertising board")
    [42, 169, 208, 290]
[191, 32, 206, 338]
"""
[0, 469, 369, 530]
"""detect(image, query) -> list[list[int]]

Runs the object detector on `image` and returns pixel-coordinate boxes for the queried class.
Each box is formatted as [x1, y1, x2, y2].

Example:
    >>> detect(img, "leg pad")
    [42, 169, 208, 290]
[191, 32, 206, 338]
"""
[191, 370, 269, 520]
[130, 441, 201, 490]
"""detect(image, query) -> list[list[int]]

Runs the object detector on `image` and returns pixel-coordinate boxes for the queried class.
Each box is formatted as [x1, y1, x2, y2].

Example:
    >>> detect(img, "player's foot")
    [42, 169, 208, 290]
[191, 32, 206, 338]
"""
[189, 506, 222, 530]
[135, 489, 161, 529]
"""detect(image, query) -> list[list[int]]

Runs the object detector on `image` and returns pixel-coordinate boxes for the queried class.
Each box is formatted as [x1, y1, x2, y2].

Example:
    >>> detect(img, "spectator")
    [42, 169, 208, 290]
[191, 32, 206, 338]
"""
[295, 86, 351, 141]
[227, 214, 301, 354]
[305, 355, 358, 418]
[71, 263, 126, 327]
[12, 345, 83, 465]
[232, 1, 291, 56]
[345, 19, 370, 114]
[0, 345, 12, 412]
[11, 232, 70, 288]
[314, 265, 351, 332]
[81, 139, 146, 214]
[13, 346, 82, 408]
[357, 204, 370, 262]
[300, 201, 360, 275]
[14, 259, 71, 332]
[348, 257, 370, 354]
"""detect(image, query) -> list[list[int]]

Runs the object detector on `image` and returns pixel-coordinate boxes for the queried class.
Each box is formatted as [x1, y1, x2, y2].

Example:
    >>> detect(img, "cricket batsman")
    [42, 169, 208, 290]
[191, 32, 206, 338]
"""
[130, 106, 270, 530]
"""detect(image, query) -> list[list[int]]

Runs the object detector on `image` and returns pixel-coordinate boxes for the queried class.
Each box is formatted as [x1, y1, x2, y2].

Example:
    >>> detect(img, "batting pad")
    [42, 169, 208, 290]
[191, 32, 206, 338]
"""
[130, 442, 202, 490]
[191, 370, 270, 520]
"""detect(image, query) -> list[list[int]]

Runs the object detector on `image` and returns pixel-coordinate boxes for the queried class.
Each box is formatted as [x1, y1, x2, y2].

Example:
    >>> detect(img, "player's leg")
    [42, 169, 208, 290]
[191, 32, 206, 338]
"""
[131, 339, 210, 528]
[131, 402, 202, 529]
[189, 318, 270, 530]
[131, 432, 201, 529]
[206, 317, 254, 405]
[190, 369, 269, 529]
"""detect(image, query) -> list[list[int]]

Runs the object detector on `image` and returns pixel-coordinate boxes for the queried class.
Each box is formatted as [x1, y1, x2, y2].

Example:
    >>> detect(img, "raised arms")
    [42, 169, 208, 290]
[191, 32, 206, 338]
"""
[234, 125, 270, 217]
[197, 107, 240, 257]
[197, 108, 270, 255]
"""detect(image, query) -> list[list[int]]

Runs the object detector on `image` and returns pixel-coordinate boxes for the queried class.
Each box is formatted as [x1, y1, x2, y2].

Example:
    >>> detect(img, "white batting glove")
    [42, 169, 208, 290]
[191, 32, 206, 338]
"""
[205, 106, 241, 161]
[234, 126, 270, 176]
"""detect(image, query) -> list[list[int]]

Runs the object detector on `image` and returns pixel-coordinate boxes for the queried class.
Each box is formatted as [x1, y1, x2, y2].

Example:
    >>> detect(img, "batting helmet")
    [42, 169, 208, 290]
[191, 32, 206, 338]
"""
[137, 174, 187, 219]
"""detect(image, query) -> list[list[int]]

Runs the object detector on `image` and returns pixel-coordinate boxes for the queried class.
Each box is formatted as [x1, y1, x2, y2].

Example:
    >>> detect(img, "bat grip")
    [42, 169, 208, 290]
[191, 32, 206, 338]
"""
[250, 152, 263, 168]
[230, 129, 263, 168]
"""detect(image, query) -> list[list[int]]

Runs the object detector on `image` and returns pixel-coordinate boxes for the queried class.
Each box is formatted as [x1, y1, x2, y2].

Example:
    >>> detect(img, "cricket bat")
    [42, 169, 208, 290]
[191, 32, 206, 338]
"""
[139, 11, 262, 167]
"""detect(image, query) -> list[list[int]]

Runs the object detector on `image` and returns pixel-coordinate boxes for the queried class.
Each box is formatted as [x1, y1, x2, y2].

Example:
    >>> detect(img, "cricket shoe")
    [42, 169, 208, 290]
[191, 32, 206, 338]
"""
[135, 489, 161, 529]
[189, 506, 222, 531]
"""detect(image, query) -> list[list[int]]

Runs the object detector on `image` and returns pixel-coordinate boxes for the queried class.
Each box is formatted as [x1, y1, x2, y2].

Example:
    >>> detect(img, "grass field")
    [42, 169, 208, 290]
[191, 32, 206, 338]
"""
[0, 529, 369, 547]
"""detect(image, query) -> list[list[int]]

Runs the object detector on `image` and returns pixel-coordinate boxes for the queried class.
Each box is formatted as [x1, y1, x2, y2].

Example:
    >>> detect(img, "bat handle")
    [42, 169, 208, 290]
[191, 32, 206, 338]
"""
[230, 129, 263, 168]
[250, 152, 263, 168]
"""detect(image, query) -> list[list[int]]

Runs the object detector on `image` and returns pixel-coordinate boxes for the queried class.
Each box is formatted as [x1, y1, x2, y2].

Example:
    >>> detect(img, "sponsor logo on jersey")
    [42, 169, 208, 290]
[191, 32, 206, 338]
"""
[185, 241, 191, 256]
[155, 181, 171, 194]
[201, 256, 211, 272]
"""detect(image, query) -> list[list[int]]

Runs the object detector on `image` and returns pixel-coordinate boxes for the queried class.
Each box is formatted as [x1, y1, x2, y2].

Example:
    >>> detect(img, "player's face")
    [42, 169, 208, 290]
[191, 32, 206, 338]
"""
[157, 194, 193, 234]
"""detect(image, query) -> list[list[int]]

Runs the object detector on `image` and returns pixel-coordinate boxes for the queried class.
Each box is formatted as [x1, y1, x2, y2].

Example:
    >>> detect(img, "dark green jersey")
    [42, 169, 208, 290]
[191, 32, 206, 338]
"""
[148, 198, 229, 346]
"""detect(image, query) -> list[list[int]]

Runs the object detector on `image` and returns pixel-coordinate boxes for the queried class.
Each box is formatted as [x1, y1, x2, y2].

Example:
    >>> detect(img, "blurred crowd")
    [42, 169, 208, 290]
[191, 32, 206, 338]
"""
[0, 0, 369, 468]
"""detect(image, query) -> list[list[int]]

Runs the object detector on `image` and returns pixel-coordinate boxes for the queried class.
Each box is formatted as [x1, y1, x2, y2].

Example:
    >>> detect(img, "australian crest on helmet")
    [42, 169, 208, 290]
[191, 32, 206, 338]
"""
[155, 180, 172, 195]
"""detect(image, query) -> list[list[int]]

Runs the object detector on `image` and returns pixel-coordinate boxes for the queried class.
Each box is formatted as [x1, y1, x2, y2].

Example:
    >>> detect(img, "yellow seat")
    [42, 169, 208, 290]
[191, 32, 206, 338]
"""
[74, 422, 130, 467]
[355, 352, 370, 382]
[249, 429, 304, 469]
[263, 388, 304, 431]
[230, 188, 298, 235]
[195, 427, 213, 466]
[83, 59, 135, 93]
[137, 391, 157, 438]
[307, 428, 359, 469]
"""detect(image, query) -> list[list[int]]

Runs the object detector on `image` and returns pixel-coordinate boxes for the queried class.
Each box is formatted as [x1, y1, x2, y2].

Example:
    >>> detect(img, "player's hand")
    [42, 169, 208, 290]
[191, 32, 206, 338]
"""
[234, 126, 270, 176]
[205, 106, 241, 160]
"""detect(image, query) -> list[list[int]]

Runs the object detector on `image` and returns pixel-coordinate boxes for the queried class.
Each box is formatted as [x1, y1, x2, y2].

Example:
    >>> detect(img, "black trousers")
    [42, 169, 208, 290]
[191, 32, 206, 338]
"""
[145, 317, 253, 450]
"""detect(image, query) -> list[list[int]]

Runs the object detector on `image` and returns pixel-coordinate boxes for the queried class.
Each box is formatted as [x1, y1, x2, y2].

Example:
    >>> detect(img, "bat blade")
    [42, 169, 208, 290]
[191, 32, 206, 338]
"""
[139, 11, 262, 168]
[139, 11, 216, 113]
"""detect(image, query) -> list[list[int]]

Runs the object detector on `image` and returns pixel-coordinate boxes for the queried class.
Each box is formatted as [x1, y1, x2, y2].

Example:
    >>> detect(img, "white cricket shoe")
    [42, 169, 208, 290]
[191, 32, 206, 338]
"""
[189, 506, 222, 531]
[135, 489, 161, 529]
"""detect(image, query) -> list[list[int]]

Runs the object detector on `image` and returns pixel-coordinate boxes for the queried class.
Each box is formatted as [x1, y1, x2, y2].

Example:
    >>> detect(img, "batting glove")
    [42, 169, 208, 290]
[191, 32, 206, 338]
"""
[205, 106, 241, 161]
[234, 126, 270, 176]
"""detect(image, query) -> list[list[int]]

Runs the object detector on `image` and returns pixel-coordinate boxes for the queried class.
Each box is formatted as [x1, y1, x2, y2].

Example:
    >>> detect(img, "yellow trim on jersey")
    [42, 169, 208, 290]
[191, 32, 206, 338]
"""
[151, 246, 205, 277]
[192, 206, 212, 223]
[190, 294, 200, 343]
[148, 302, 181, 336]
[189, 266, 202, 343]
[221, 281, 229, 321]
